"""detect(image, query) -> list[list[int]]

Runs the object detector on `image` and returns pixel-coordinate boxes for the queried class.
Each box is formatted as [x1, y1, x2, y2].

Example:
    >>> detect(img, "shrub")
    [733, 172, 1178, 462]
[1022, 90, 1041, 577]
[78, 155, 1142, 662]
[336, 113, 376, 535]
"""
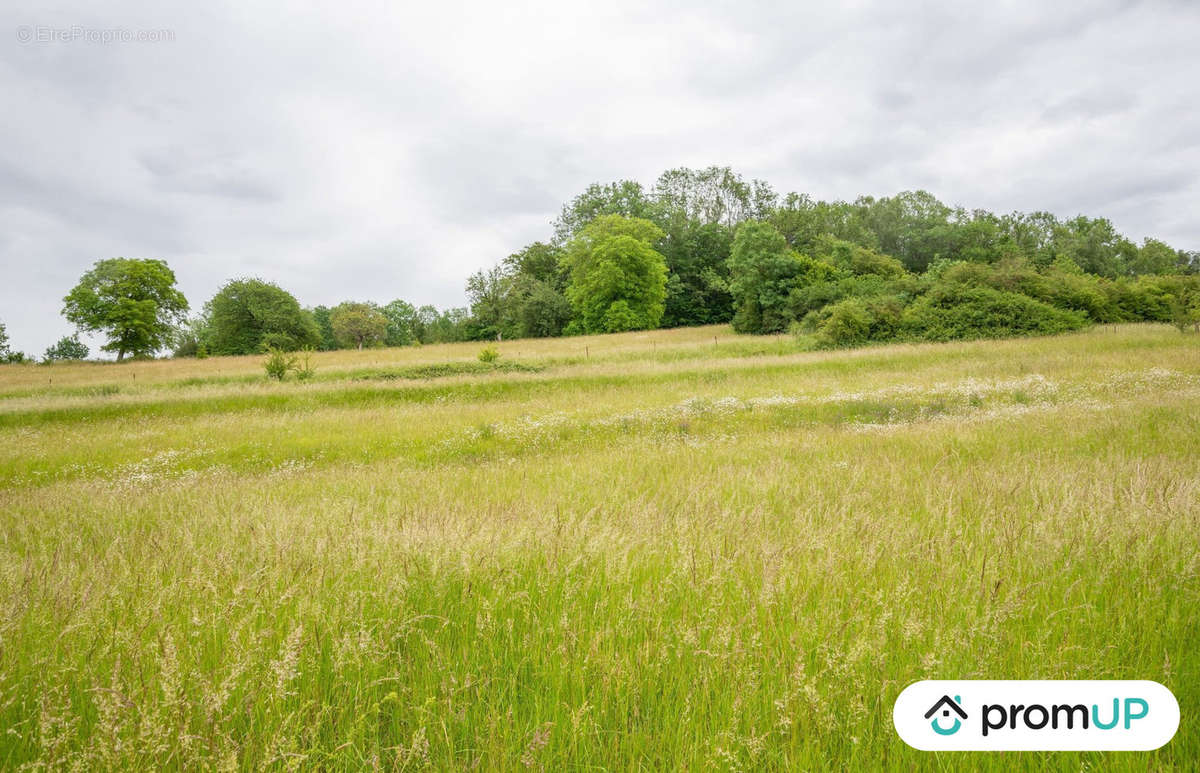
[263, 347, 296, 381]
[477, 347, 500, 363]
[900, 285, 1088, 342]
[293, 349, 317, 380]
[815, 298, 873, 348]
[1169, 286, 1200, 332]
[814, 236, 905, 278]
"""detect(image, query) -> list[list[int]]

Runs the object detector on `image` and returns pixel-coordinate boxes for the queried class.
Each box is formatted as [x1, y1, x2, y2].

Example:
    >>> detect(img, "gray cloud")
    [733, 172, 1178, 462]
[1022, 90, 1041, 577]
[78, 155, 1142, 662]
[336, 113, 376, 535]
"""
[2, 0, 1199, 356]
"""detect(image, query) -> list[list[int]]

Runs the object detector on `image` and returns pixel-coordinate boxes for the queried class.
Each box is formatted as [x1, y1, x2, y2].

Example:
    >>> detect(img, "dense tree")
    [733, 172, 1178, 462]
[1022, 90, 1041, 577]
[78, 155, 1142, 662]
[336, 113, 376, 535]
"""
[43, 334, 89, 361]
[660, 222, 735, 327]
[1052, 216, 1135, 278]
[381, 300, 418, 347]
[507, 275, 574, 337]
[203, 278, 319, 355]
[309, 306, 338, 350]
[652, 166, 775, 230]
[330, 302, 388, 349]
[727, 222, 809, 334]
[35, 169, 1197, 362]
[502, 242, 568, 291]
[553, 181, 655, 244]
[62, 258, 188, 361]
[497, 242, 573, 337]
[411, 306, 471, 344]
[1132, 238, 1182, 276]
[563, 215, 668, 333]
[466, 266, 513, 340]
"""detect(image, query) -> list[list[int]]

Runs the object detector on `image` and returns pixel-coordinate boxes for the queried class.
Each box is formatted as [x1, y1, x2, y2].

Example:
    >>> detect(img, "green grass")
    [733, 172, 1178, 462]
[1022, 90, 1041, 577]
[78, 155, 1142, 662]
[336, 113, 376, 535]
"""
[1, 323, 1197, 770]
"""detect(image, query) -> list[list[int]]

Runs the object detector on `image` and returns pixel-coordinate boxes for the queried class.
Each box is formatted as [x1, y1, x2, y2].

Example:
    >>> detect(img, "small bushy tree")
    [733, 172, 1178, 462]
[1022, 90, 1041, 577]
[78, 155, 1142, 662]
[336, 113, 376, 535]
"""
[44, 334, 89, 362]
[204, 278, 319, 355]
[263, 347, 295, 380]
[330, 302, 388, 349]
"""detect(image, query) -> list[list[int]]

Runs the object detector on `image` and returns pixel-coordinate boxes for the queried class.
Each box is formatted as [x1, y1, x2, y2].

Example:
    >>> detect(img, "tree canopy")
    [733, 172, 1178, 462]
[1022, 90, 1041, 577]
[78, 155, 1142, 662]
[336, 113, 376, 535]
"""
[49, 167, 1200, 361]
[62, 258, 188, 361]
[203, 278, 319, 355]
[330, 302, 388, 349]
[562, 216, 668, 334]
[44, 334, 89, 362]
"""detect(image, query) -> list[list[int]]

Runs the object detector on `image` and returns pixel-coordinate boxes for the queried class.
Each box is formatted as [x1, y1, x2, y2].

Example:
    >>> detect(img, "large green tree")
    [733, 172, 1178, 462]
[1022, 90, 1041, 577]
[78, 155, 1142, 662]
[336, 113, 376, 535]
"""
[62, 258, 188, 361]
[330, 302, 388, 349]
[660, 221, 735, 327]
[500, 243, 573, 337]
[381, 300, 418, 347]
[563, 215, 668, 333]
[203, 278, 319, 355]
[727, 221, 807, 334]
[465, 266, 513, 340]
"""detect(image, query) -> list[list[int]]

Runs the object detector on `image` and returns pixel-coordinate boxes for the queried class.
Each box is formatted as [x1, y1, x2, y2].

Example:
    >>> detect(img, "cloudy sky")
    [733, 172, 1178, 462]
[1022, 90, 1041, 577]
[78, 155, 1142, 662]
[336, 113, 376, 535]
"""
[3, 0, 1198, 355]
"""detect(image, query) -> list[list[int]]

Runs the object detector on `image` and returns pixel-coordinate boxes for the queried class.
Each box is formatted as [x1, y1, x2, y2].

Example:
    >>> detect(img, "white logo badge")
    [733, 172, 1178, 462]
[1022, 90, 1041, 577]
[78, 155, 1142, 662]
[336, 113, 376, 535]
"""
[894, 680, 1179, 751]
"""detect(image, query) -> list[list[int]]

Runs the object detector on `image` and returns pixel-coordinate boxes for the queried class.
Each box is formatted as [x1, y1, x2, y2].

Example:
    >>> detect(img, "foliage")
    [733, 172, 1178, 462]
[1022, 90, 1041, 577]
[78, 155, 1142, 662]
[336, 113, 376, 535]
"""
[43, 335, 89, 362]
[204, 278, 319, 355]
[412, 306, 472, 344]
[330, 302, 388, 349]
[727, 221, 808, 334]
[1170, 285, 1200, 332]
[552, 180, 655, 244]
[813, 297, 873, 348]
[900, 285, 1088, 342]
[293, 349, 317, 380]
[381, 300, 418, 347]
[62, 258, 188, 361]
[466, 266, 512, 340]
[477, 346, 500, 363]
[660, 222, 735, 327]
[309, 306, 338, 350]
[459, 169, 1191, 349]
[563, 216, 668, 333]
[0, 322, 28, 363]
[812, 236, 905, 278]
[651, 165, 775, 230]
[262, 347, 297, 380]
[506, 275, 573, 338]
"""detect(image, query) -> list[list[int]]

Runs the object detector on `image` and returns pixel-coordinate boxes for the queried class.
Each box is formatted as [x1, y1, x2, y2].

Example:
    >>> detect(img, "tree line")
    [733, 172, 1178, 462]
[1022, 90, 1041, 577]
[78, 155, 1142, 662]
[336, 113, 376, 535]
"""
[2, 166, 1198, 363]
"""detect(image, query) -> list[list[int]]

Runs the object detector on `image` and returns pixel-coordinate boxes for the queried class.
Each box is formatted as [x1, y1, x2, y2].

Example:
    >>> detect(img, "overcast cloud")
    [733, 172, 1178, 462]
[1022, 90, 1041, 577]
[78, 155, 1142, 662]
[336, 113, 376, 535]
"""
[2, 0, 1198, 355]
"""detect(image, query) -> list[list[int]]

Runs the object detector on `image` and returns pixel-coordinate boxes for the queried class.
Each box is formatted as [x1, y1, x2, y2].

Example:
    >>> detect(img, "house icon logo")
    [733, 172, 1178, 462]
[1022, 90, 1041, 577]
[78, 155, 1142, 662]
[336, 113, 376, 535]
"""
[924, 694, 967, 735]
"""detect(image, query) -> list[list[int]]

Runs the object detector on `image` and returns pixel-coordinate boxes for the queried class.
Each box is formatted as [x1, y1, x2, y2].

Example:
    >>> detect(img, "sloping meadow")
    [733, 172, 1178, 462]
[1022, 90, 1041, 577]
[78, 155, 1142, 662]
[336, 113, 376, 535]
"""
[0, 324, 1197, 769]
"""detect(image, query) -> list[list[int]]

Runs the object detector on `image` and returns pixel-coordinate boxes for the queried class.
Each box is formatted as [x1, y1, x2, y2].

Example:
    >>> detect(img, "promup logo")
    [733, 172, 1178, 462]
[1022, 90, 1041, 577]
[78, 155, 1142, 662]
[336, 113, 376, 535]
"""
[924, 694, 967, 735]
[894, 680, 1179, 751]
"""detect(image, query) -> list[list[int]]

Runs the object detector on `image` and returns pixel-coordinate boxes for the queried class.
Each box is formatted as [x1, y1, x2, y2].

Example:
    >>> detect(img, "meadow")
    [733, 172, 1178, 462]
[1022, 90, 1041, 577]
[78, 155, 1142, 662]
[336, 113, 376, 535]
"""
[1, 323, 1197, 770]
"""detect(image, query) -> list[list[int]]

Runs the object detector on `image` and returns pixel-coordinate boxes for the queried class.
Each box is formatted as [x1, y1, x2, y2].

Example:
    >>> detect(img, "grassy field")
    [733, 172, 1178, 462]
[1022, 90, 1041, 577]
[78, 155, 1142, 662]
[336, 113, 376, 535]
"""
[1, 323, 1197, 770]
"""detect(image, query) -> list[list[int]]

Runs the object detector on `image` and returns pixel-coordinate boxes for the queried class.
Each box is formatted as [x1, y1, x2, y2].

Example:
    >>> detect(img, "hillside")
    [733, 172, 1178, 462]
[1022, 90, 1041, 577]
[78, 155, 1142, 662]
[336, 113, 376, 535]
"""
[1, 324, 1197, 769]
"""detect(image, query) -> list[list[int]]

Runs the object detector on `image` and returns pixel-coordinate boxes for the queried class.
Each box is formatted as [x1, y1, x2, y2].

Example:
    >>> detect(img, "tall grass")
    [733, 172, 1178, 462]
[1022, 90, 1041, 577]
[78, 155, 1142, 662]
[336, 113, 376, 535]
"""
[0, 324, 1196, 769]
